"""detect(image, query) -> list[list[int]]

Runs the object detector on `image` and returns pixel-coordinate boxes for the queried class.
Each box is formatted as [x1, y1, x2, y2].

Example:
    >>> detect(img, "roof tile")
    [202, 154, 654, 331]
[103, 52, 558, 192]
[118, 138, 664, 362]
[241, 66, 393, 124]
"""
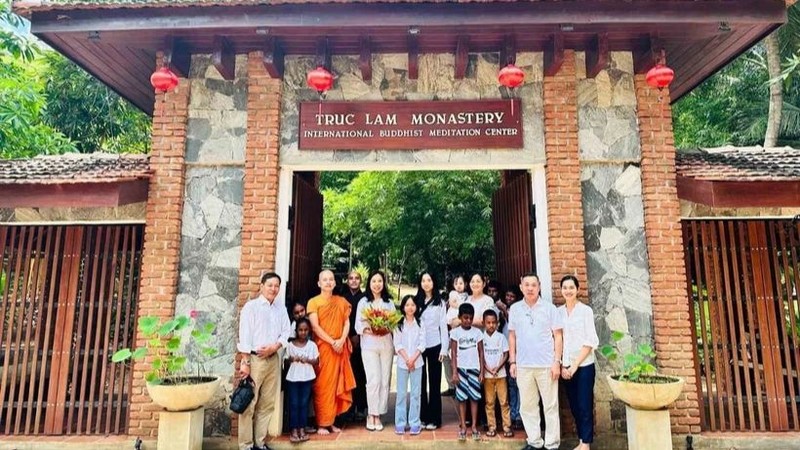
[676, 146, 800, 182]
[0, 153, 151, 185]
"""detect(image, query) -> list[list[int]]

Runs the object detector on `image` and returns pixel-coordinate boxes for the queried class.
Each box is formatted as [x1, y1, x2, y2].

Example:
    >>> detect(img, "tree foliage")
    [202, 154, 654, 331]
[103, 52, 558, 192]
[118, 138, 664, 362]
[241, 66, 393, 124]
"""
[322, 171, 499, 284]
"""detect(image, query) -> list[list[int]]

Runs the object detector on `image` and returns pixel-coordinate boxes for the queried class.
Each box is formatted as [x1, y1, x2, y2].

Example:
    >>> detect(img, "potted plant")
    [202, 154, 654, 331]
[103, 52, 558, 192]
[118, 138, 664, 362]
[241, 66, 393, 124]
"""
[112, 311, 221, 411]
[600, 331, 685, 410]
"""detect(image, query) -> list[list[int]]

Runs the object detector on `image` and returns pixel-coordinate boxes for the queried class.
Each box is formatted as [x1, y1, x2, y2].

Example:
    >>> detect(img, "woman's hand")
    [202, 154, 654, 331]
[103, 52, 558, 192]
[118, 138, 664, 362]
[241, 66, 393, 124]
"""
[438, 353, 446, 363]
[561, 367, 572, 380]
[363, 327, 373, 335]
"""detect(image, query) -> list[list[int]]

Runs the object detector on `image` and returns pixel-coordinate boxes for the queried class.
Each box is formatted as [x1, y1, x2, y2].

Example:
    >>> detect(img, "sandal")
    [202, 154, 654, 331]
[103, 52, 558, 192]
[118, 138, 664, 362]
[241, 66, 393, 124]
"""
[486, 428, 497, 437]
[458, 428, 467, 441]
[290, 430, 301, 443]
[472, 430, 481, 441]
[503, 429, 514, 438]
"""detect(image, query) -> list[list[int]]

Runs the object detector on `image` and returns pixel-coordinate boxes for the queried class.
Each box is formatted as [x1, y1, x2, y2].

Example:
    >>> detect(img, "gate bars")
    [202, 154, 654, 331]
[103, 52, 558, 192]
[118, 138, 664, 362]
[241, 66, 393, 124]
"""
[0, 225, 143, 435]
[683, 219, 800, 432]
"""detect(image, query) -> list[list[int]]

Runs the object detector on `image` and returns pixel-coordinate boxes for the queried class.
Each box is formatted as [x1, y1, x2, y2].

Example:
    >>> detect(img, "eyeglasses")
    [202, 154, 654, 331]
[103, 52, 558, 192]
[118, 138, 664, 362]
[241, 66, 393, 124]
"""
[524, 311, 535, 328]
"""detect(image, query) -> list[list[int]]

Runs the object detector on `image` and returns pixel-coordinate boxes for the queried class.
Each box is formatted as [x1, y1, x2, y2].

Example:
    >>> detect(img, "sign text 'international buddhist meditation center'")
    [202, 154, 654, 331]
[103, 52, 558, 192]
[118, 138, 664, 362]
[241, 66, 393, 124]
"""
[298, 100, 523, 150]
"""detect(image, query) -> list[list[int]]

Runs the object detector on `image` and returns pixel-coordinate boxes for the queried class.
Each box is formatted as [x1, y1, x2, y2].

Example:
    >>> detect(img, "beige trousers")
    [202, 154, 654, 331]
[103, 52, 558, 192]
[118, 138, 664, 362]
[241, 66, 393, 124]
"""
[484, 376, 511, 431]
[517, 367, 560, 449]
[238, 355, 280, 450]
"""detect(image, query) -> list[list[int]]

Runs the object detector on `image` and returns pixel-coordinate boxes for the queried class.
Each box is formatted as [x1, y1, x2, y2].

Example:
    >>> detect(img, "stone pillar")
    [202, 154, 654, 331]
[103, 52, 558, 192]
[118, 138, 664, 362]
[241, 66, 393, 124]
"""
[130, 56, 191, 438]
[634, 76, 701, 434]
[543, 50, 588, 303]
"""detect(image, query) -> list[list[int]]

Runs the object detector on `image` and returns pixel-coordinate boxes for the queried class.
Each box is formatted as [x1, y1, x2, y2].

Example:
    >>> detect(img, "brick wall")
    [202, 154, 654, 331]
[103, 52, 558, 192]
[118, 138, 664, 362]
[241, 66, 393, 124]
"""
[128, 64, 191, 438]
[634, 76, 701, 434]
[543, 50, 588, 303]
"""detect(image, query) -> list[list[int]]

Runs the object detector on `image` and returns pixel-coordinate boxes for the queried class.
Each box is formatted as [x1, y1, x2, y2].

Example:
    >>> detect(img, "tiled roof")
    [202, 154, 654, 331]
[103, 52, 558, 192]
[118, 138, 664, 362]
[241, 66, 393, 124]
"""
[0, 153, 151, 185]
[676, 146, 800, 182]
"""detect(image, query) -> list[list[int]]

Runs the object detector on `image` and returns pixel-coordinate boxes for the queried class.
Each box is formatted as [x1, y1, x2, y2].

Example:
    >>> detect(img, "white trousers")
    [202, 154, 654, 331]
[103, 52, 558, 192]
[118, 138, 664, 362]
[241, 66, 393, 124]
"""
[361, 346, 394, 415]
[517, 367, 560, 449]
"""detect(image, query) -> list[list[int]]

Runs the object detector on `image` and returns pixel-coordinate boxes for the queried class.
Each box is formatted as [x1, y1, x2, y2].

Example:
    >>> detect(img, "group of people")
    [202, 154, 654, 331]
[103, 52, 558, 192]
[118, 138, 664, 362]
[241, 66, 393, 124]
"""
[236, 269, 599, 450]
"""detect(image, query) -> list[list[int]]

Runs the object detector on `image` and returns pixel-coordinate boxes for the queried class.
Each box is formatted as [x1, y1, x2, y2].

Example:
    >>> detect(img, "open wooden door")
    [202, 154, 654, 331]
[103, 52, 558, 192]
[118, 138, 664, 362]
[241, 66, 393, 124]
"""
[492, 170, 535, 291]
[288, 173, 324, 306]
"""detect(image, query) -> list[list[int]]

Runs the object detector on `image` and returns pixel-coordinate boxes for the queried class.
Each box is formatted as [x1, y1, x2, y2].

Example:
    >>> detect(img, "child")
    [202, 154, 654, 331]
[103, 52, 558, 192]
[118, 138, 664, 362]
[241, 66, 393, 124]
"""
[482, 310, 513, 438]
[443, 274, 467, 397]
[285, 318, 319, 443]
[290, 302, 307, 339]
[450, 303, 484, 441]
[393, 295, 426, 435]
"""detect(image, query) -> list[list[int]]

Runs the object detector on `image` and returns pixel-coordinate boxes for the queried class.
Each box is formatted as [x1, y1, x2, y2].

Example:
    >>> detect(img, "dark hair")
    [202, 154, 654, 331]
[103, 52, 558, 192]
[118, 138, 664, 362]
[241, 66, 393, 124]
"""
[560, 275, 580, 289]
[520, 272, 540, 283]
[261, 272, 281, 284]
[414, 272, 442, 312]
[295, 317, 311, 330]
[398, 294, 420, 330]
[450, 273, 466, 292]
[458, 302, 475, 317]
[487, 280, 502, 292]
[482, 309, 498, 320]
[503, 286, 522, 302]
[366, 270, 392, 303]
[465, 272, 486, 296]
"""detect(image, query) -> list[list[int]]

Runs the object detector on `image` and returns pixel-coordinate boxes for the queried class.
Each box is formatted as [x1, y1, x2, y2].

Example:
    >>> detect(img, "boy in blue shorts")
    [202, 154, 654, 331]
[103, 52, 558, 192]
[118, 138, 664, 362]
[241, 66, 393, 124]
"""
[450, 303, 484, 441]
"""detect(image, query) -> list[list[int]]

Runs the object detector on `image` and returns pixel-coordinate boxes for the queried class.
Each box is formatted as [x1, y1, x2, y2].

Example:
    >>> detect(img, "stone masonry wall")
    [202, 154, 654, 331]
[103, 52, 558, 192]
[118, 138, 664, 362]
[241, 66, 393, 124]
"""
[576, 51, 653, 432]
[280, 53, 545, 167]
[176, 54, 249, 436]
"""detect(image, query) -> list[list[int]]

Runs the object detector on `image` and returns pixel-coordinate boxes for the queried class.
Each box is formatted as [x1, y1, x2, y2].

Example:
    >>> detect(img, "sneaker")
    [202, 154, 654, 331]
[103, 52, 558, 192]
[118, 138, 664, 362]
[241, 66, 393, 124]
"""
[395, 426, 405, 435]
[425, 423, 438, 430]
[409, 426, 422, 435]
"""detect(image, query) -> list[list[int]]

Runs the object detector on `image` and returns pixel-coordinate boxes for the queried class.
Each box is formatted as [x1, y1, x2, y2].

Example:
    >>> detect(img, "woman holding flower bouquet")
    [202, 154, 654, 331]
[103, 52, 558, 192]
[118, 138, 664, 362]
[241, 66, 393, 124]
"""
[355, 270, 399, 431]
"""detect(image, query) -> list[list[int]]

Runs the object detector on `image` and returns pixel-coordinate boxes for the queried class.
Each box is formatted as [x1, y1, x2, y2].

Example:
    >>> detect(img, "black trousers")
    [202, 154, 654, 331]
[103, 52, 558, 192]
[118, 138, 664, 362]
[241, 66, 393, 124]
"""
[563, 363, 595, 444]
[419, 345, 443, 426]
[350, 342, 368, 412]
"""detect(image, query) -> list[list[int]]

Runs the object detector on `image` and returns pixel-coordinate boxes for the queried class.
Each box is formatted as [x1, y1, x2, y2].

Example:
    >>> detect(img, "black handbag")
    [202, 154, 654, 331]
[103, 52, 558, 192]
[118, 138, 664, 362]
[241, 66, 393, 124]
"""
[230, 376, 255, 414]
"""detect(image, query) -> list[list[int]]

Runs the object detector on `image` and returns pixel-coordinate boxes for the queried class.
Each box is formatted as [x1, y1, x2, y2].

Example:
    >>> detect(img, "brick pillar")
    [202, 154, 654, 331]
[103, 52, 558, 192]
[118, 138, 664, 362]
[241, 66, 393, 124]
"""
[129, 64, 191, 438]
[634, 77, 701, 434]
[543, 50, 588, 303]
[231, 53, 283, 436]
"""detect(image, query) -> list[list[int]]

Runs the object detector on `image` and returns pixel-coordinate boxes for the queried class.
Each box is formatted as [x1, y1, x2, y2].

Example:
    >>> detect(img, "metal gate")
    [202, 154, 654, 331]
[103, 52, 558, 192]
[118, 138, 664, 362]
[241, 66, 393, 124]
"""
[683, 219, 800, 432]
[0, 224, 143, 435]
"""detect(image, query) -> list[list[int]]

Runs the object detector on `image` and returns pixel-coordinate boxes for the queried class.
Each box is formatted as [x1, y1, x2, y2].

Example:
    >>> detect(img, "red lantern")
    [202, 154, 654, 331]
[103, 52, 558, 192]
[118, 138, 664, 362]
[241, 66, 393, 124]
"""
[150, 67, 179, 93]
[498, 63, 525, 89]
[307, 66, 334, 94]
[646, 63, 675, 90]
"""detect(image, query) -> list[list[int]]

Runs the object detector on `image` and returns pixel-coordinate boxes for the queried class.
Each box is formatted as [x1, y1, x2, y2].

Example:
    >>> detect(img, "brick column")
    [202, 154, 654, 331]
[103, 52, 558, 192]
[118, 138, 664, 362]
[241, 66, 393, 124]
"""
[128, 66, 191, 438]
[237, 52, 282, 306]
[543, 50, 588, 302]
[634, 77, 701, 434]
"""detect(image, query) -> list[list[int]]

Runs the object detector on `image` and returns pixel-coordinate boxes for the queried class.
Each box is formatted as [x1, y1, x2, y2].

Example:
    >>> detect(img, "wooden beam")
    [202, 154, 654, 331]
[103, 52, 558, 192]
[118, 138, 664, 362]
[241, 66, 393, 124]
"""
[455, 35, 469, 79]
[586, 33, 609, 78]
[634, 35, 661, 74]
[407, 33, 419, 80]
[0, 180, 150, 208]
[677, 176, 800, 208]
[500, 34, 517, 66]
[543, 33, 564, 77]
[31, 1, 788, 33]
[262, 36, 284, 79]
[359, 36, 371, 82]
[315, 37, 331, 70]
[212, 35, 235, 81]
[163, 36, 190, 78]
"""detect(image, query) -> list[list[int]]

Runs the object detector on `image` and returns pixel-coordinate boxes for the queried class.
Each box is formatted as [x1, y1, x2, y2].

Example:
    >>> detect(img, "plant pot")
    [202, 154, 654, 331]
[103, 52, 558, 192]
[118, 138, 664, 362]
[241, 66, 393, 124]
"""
[146, 376, 221, 411]
[606, 374, 685, 410]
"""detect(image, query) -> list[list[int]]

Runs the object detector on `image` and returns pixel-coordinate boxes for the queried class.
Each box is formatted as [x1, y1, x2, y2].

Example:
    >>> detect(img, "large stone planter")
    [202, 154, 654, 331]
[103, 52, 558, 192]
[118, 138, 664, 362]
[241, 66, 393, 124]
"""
[146, 376, 221, 412]
[606, 374, 685, 410]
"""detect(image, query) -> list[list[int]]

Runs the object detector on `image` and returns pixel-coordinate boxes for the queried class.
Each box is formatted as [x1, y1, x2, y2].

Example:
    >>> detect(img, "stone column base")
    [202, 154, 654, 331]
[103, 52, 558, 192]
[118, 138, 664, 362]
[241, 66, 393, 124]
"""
[625, 406, 671, 450]
[158, 407, 204, 450]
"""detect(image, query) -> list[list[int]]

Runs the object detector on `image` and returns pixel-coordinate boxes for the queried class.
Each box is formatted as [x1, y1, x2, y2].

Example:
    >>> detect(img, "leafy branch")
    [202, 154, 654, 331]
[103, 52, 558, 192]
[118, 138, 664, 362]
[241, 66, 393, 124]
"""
[599, 330, 657, 383]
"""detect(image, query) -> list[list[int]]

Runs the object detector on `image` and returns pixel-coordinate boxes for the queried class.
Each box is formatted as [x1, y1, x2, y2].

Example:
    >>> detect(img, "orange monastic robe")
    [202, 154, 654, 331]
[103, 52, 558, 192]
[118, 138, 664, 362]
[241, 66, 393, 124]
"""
[307, 294, 356, 427]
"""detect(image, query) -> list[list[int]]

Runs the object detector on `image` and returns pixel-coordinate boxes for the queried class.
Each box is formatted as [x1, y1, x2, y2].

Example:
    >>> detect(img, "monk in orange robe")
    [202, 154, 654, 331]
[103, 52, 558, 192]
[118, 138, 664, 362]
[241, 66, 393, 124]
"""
[307, 269, 356, 434]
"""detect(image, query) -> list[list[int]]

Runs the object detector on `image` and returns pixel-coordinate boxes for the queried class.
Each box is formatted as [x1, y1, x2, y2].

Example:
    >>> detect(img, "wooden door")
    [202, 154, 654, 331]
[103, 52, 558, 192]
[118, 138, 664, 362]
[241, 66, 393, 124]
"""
[492, 170, 535, 291]
[289, 174, 324, 305]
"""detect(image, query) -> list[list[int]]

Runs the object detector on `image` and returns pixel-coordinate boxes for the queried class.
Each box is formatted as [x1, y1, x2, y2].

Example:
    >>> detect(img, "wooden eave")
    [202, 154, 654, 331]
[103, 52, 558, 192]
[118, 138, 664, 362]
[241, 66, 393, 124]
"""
[676, 175, 800, 208]
[26, 0, 787, 114]
[0, 179, 150, 208]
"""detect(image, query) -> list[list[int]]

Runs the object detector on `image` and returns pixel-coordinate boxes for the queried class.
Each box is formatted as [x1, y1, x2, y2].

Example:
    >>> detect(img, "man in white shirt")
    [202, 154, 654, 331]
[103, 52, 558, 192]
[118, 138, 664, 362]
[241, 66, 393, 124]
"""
[508, 273, 564, 450]
[237, 272, 291, 450]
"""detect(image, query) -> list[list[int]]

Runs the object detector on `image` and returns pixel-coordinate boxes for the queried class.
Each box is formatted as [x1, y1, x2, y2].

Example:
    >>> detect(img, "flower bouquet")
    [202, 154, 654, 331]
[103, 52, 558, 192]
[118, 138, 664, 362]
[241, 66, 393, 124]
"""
[362, 307, 402, 336]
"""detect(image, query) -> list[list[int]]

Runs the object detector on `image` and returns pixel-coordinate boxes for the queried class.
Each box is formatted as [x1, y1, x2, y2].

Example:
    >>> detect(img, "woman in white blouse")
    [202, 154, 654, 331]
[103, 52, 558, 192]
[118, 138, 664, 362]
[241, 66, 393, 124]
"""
[355, 270, 396, 431]
[558, 275, 599, 450]
[461, 272, 497, 329]
[413, 272, 448, 430]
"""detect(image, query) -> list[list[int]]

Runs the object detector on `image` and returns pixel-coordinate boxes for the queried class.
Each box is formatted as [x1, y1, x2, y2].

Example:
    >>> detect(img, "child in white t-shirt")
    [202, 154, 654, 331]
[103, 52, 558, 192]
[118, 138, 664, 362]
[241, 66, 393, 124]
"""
[449, 302, 484, 441]
[482, 309, 512, 437]
[285, 318, 319, 443]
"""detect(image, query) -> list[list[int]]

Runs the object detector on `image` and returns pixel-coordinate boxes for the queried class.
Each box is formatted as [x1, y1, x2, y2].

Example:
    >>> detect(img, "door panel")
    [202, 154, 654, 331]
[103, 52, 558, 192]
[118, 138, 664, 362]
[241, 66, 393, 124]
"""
[289, 174, 324, 305]
[492, 170, 535, 291]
